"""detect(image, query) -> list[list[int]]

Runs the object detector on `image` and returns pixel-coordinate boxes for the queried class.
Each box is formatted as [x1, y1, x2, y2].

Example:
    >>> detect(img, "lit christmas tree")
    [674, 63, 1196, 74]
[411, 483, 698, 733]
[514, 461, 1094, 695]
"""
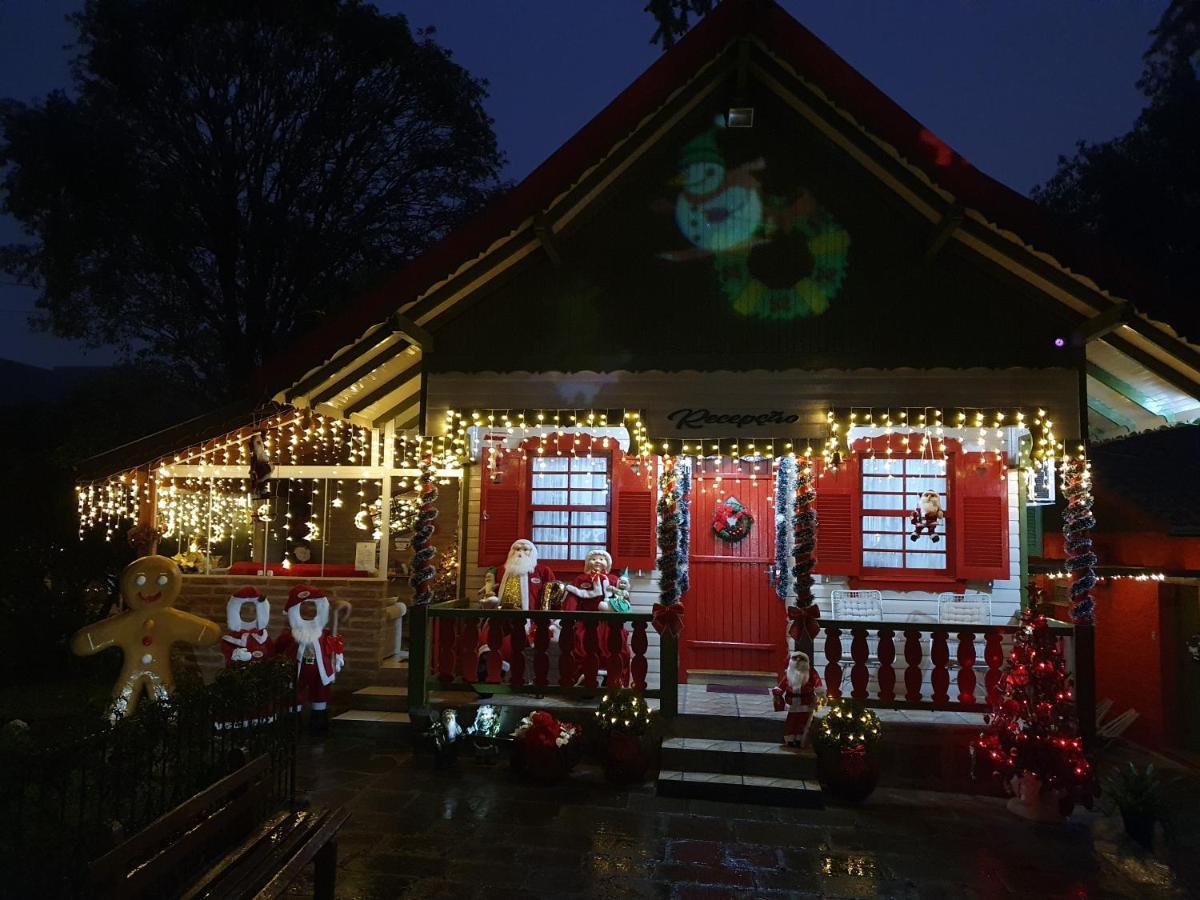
[429, 542, 460, 604]
[973, 602, 1096, 818]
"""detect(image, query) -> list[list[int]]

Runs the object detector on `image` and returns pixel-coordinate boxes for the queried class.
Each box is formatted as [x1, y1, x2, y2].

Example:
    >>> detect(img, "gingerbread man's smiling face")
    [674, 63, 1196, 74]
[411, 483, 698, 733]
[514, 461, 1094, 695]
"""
[121, 556, 183, 610]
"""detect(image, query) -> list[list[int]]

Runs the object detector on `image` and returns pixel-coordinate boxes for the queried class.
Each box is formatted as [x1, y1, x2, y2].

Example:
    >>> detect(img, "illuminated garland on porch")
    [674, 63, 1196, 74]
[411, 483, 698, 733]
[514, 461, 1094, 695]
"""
[409, 455, 439, 605]
[657, 457, 681, 605]
[774, 456, 796, 600]
[789, 456, 820, 647]
[1061, 453, 1097, 624]
[677, 461, 691, 597]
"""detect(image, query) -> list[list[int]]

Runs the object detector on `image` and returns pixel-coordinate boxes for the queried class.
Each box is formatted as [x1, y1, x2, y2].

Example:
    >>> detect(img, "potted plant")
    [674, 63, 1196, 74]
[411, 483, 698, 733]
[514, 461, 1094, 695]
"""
[511, 710, 581, 784]
[1102, 763, 1166, 849]
[594, 690, 656, 783]
[812, 698, 882, 802]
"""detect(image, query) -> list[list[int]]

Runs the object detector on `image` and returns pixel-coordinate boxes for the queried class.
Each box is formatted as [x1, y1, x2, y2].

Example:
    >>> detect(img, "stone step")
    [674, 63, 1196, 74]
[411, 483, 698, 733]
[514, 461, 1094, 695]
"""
[352, 684, 409, 712]
[656, 769, 823, 808]
[373, 656, 410, 686]
[661, 737, 817, 780]
[331, 709, 412, 737]
[669, 713, 784, 743]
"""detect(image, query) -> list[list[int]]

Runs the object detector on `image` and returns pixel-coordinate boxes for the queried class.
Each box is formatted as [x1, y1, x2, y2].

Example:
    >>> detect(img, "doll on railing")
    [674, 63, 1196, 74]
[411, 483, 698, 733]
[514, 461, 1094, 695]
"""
[565, 550, 631, 686]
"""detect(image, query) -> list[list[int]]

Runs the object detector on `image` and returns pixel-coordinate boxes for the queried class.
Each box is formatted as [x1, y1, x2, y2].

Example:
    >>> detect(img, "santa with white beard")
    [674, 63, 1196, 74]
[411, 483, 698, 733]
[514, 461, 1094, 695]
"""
[772, 651, 824, 747]
[490, 539, 556, 611]
[220, 585, 274, 667]
[275, 584, 346, 731]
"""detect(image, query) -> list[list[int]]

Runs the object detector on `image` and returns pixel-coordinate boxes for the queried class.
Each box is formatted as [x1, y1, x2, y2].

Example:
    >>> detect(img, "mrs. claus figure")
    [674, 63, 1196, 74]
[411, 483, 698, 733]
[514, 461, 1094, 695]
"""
[220, 586, 274, 668]
[275, 584, 345, 732]
[772, 650, 824, 748]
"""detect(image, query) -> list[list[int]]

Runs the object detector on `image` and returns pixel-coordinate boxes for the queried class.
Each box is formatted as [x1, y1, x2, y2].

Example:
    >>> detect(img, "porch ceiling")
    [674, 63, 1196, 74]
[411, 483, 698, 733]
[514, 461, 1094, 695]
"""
[1086, 336, 1200, 440]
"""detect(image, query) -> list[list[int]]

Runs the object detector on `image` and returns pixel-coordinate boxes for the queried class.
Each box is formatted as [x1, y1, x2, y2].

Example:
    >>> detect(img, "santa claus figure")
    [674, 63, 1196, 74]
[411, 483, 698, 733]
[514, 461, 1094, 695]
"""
[909, 489, 944, 543]
[220, 586, 274, 668]
[488, 539, 556, 611]
[275, 584, 346, 733]
[772, 651, 824, 748]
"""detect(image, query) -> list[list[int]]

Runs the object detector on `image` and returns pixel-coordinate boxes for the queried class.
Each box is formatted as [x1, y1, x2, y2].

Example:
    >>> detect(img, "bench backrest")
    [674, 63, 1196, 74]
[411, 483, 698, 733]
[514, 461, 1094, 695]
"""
[89, 754, 272, 898]
[831, 589, 883, 621]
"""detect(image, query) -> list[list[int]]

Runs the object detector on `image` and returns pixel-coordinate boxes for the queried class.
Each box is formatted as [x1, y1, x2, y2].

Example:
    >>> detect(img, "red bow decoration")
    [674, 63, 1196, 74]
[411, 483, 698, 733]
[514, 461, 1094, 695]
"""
[787, 604, 821, 641]
[652, 602, 685, 636]
[840, 743, 869, 777]
[327, 635, 345, 654]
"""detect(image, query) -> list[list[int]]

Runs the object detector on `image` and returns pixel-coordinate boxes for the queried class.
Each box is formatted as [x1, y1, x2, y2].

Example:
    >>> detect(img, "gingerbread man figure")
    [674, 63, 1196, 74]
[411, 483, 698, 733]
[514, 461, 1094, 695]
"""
[70, 555, 221, 720]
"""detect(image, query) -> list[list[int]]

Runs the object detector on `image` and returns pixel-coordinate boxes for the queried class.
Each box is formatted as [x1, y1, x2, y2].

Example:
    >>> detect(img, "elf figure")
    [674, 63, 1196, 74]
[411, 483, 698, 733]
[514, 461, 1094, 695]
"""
[602, 568, 633, 614]
[909, 490, 944, 543]
[220, 586, 274, 668]
[772, 651, 824, 748]
[275, 584, 346, 733]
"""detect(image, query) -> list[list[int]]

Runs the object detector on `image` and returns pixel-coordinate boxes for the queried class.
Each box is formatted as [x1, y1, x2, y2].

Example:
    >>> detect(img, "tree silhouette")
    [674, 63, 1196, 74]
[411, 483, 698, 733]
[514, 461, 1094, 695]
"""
[1, 0, 505, 395]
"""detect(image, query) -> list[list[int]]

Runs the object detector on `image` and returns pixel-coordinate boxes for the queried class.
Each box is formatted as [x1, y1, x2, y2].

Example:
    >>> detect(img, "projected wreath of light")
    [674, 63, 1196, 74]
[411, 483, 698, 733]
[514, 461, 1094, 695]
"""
[657, 121, 850, 321]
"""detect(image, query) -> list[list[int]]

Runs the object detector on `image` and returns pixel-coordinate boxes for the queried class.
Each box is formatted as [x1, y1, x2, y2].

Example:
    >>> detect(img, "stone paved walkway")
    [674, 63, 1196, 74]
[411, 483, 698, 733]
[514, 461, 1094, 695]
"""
[289, 735, 1185, 899]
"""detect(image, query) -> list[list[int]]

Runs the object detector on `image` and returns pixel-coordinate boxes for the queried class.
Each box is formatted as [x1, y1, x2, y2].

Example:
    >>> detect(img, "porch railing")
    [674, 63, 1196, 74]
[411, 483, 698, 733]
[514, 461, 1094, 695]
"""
[816, 618, 1079, 714]
[409, 600, 678, 719]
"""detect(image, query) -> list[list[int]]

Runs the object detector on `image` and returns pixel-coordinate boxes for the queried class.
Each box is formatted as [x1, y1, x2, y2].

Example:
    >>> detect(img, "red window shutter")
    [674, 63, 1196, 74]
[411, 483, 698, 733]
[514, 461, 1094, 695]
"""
[610, 452, 658, 571]
[477, 449, 526, 567]
[953, 451, 1009, 580]
[813, 455, 860, 577]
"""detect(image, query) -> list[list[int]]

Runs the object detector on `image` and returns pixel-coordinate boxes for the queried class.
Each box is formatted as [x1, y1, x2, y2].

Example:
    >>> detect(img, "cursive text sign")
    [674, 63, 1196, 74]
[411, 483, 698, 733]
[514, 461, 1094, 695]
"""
[667, 408, 801, 430]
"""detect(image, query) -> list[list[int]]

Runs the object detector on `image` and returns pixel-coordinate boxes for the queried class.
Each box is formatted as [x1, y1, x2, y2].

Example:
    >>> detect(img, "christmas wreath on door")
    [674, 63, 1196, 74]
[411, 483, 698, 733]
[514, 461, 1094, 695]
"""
[712, 496, 754, 543]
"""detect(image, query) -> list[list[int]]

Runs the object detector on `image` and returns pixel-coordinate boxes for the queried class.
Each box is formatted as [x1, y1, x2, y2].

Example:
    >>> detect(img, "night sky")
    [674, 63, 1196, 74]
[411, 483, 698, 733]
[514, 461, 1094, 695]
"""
[0, 0, 1167, 369]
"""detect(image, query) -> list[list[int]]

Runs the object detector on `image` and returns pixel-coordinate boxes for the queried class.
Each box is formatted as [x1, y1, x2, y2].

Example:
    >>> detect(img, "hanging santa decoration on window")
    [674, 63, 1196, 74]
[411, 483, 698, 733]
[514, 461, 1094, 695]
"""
[909, 490, 944, 543]
[712, 496, 754, 543]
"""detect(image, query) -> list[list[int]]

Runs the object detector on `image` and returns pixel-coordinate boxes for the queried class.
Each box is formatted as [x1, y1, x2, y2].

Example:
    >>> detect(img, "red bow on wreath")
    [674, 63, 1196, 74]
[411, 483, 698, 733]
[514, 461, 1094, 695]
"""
[652, 602, 685, 636]
[787, 604, 821, 641]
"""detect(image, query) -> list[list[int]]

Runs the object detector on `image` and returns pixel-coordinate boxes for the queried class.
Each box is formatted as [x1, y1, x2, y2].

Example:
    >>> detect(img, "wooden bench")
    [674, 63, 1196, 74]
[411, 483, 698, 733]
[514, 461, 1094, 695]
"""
[89, 754, 349, 899]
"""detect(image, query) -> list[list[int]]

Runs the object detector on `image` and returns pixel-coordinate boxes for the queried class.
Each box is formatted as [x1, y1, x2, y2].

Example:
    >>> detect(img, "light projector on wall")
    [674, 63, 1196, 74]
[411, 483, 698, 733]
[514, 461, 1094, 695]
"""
[726, 107, 754, 128]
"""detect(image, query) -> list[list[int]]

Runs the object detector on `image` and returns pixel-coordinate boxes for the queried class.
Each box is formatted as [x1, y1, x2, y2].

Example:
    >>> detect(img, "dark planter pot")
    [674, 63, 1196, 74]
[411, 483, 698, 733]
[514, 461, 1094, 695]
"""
[603, 731, 653, 784]
[1121, 810, 1156, 849]
[816, 744, 879, 803]
[511, 738, 581, 784]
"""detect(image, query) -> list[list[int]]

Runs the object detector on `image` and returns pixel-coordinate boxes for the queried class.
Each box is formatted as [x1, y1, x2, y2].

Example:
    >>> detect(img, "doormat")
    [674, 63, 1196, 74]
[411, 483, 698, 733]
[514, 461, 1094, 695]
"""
[705, 684, 771, 695]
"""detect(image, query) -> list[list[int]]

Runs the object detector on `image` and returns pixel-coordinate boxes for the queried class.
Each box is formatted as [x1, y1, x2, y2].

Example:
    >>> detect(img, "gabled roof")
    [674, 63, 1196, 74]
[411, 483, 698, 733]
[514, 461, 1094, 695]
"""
[254, 0, 1200, 437]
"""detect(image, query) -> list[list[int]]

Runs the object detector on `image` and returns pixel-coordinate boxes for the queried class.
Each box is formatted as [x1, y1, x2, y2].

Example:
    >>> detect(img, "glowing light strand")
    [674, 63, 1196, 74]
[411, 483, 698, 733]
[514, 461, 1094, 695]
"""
[1061, 453, 1097, 624]
[409, 454, 439, 606]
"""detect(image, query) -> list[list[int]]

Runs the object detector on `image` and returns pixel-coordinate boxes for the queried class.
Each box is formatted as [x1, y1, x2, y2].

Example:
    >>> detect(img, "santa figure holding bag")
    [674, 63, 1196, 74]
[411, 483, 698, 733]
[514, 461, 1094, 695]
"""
[275, 584, 346, 732]
[220, 586, 274, 668]
[772, 650, 824, 747]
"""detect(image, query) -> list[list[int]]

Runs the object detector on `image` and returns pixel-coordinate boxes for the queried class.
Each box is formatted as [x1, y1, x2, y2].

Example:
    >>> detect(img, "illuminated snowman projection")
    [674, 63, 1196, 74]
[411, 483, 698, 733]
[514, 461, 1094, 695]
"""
[668, 129, 765, 257]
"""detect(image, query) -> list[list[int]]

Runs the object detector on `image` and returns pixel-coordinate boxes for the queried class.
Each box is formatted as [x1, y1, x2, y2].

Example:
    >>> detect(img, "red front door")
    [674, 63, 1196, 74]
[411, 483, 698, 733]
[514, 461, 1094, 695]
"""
[682, 459, 788, 679]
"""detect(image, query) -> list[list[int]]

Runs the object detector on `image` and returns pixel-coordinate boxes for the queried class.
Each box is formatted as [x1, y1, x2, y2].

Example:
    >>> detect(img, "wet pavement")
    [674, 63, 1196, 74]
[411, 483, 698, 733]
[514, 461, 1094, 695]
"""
[288, 734, 1186, 899]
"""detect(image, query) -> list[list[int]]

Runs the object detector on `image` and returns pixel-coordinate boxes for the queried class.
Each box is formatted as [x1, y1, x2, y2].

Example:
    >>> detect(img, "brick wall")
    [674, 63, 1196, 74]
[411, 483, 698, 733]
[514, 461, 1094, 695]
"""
[176, 575, 394, 698]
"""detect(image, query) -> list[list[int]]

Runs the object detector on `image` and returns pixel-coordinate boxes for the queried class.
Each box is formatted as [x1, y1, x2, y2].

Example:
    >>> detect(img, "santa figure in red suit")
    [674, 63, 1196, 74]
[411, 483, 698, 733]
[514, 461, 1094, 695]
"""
[566, 549, 631, 686]
[772, 650, 824, 748]
[490, 539, 556, 611]
[220, 586, 274, 668]
[275, 584, 345, 733]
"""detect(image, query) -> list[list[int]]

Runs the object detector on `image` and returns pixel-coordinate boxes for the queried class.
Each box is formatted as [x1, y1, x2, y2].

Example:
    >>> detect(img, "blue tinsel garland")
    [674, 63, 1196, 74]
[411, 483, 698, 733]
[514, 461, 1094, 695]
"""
[678, 462, 691, 598]
[1062, 456, 1097, 624]
[657, 460, 681, 605]
[774, 456, 797, 600]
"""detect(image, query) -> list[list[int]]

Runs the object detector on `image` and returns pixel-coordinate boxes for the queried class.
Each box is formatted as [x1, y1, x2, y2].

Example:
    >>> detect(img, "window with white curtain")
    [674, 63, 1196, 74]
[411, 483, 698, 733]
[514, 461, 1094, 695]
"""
[861, 456, 948, 571]
[529, 455, 610, 562]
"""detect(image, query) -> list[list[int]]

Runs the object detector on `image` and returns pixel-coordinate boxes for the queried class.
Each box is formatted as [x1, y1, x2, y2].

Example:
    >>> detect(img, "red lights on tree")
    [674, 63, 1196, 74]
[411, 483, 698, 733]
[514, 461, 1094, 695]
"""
[973, 600, 1096, 818]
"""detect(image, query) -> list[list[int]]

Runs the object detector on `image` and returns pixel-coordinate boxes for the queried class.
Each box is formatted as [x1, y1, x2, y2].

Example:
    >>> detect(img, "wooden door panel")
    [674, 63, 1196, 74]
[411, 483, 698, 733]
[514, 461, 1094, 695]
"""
[684, 467, 787, 677]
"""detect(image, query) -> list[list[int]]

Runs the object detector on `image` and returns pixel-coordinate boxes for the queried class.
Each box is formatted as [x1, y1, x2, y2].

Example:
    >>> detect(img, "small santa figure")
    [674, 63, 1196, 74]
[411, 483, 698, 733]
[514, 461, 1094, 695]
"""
[772, 650, 824, 748]
[220, 586, 274, 668]
[909, 489, 944, 543]
[487, 539, 556, 611]
[275, 584, 345, 733]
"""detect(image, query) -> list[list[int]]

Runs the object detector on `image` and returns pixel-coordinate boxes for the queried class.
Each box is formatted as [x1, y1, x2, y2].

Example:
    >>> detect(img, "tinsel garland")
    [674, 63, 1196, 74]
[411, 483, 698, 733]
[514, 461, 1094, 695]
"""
[1061, 456, 1097, 624]
[792, 456, 818, 609]
[409, 455, 439, 605]
[774, 456, 797, 600]
[677, 462, 691, 598]
[657, 458, 681, 605]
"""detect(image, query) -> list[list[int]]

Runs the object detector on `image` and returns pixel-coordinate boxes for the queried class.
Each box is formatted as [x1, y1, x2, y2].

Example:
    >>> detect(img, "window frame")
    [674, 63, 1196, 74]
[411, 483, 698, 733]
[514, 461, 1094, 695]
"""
[858, 447, 956, 581]
[527, 449, 614, 565]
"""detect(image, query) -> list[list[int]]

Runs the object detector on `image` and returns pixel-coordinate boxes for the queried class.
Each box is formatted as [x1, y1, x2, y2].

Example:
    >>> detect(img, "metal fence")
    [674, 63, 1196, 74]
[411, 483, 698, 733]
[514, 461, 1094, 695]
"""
[0, 658, 297, 898]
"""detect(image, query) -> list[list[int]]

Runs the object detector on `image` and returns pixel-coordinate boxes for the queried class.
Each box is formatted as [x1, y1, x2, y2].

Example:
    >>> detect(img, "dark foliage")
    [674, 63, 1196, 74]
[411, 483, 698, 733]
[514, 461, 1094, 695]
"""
[645, 0, 714, 48]
[1033, 0, 1200, 340]
[1, 0, 505, 395]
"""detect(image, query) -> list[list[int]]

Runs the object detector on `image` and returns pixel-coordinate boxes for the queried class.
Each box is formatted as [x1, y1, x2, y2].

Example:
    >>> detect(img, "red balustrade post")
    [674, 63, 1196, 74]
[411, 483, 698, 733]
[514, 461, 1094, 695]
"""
[509, 617, 528, 688]
[877, 628, 896, 703]
[850, 627, 870, 700]
[485, 618, 504, 683]
[533, 618, 551, 688]
[904, 629, 924, 702]
[607, 619, 627, 688]
[582, 621, 601, 689]
[437, 619, 457, 686]
[456, 618, 479, 684]
[558, 617, 577, 687]
[930, 631, 950, 706]
[956, 631, 977, 705]
[984, 629, 1005, 705]
[824, 627, 843, 698]
[631, 621, 649, 690]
